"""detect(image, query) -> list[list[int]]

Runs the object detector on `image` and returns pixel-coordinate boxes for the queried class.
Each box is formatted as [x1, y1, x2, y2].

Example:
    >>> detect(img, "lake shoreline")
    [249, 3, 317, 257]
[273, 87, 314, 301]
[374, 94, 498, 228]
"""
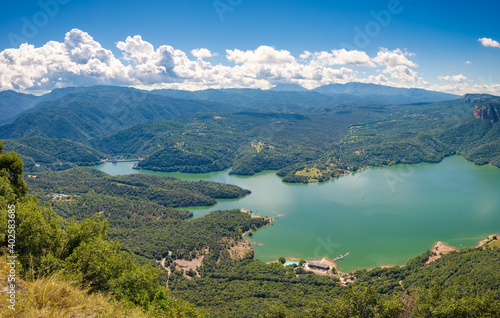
[126, 154, 499, 185]
[95, 158, 500, 274]
[257, 235, 497, 276]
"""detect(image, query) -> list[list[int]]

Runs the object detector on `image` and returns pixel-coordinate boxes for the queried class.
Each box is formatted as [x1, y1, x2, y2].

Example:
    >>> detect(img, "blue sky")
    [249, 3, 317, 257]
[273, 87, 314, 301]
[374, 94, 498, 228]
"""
[1, 0, 499, 94]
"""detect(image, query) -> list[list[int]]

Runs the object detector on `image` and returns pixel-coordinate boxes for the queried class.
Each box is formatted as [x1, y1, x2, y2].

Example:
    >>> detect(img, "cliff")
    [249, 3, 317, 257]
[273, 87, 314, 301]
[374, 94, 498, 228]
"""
[473, 101, 500, 123]
[461, 93, 499, 105]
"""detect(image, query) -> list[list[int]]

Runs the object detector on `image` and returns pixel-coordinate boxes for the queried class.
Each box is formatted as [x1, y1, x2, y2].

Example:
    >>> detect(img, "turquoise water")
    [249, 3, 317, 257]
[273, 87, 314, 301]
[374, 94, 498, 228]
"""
[94, 156, 500, 271]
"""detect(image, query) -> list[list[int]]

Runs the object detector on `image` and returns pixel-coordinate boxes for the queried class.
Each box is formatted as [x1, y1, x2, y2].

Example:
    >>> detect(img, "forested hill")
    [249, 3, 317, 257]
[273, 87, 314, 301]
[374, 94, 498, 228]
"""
[0, 90, 38, 124]
[93, 98, 499, 181]
[0, 86, 236, 143]
[0, 82, 459, 130]
[25, 167, 260, 260]
[4, 137, 104, 171]
[0, 144, 209, 317]
[1, 86, 499, 183]
[4, 143, 500, 318]
[28, 166, 250, 214]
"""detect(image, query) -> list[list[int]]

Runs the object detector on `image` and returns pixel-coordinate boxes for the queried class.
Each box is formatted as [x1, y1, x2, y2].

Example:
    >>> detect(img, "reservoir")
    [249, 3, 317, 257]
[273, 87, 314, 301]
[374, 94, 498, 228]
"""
[94, 156, 500, 272]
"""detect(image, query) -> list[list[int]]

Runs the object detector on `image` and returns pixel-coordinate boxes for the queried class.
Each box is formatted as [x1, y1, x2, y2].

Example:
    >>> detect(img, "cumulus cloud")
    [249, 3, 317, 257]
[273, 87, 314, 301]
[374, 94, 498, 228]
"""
[381, 65, 426, 84]
[0, 29, 498, 95]
[438, 74, 467, 82]
[226, 46, 295, 64]
[465, 60, 472, 65]
[367, 48, 424, 84]
[0, 29, 132, 93]
[373, 48, 417, 67]
[300, 49, 375, 67]
[478, 37, 500, 48]
[191, 48, 215, 58]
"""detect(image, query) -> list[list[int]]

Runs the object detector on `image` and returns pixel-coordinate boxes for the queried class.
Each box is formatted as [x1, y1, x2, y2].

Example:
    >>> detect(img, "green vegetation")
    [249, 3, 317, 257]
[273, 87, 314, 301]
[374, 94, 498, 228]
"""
[5, 89, 500, 183]
[0, 143, 205, 317]
[2, 142, 500, 317]
[0, 256, 154, 318]
[485, 236, 500, 248]
[25, 167, 264, 260]
[4, 137, 103, 172]
[0, 87, 234, 143]
[27, 167, 250, 210]
[92, 110, 360, 177]
[0, 142, 28, 203]
[0, 198, 206, 317]
[170, 247, 500, 317]
[0, 90, 38, 124]
[2, 87, 500, 317]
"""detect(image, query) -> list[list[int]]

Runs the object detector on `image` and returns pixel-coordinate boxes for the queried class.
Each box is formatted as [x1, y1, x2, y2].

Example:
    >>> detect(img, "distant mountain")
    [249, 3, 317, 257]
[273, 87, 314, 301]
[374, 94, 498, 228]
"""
[269, 83, 308, 92]
[0, 90, 39, 124]
[0, 83, 461, 130]
[313, 82, 459, 103]
[152, 88, 322, 110]
[0, 86, 237, 143]
[0, 83, 464, 147]
[1, 86, 140, 124]
[154, 83, 459, 109]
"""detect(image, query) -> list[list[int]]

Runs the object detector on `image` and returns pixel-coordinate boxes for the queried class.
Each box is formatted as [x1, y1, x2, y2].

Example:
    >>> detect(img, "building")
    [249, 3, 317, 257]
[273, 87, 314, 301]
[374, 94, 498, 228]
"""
[308, 262, 330, 271]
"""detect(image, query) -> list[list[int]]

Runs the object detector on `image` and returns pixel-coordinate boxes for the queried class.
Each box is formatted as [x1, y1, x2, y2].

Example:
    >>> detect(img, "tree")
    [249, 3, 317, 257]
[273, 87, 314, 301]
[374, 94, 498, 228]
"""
[261, 304, 288, 318]
[278, 257, 286, 264]
[0, 141, 28, 200]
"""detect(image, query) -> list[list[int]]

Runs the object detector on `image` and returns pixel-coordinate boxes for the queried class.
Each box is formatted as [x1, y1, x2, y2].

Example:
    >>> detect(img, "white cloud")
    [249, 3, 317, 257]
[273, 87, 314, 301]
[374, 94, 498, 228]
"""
[465, 60, 472, 65]
[226, 46, 295, 64]
[373, 48, 417, 67]
[191, 48, 215, 58]
[429, 82, 500, 96]
[438, 74, 467, 82]
[300, 49, 375, 67]
[358, 74, 390, 85]
[369, 48, 427, 85]
[478, 37, 500, 48]
[381, 65, 426, 84]
[0, 29, 132, 93]
[0, 29, 498, 96]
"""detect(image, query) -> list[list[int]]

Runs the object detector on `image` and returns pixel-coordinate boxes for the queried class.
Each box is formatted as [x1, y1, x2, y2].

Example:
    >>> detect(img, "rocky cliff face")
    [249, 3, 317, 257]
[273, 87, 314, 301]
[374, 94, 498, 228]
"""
[473, 102, 500, 123]
[461, 93, 499, 105]
[461, 94, 500, 123]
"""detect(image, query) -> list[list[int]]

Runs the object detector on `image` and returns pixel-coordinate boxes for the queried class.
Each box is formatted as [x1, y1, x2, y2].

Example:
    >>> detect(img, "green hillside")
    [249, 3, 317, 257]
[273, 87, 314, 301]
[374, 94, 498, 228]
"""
[2, 141, 500, 317]
[0, 87, 235, 143]
[4, 137, 104, 172]
[0, 90, 38, 124]
[2, 87, 499, 181]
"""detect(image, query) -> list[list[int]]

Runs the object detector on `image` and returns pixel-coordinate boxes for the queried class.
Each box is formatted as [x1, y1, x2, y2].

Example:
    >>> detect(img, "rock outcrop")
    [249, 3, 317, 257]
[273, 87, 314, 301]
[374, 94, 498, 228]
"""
[461, 94, 500, 123]
[473, 102, 500, 123]
[461, 93, 499, 105]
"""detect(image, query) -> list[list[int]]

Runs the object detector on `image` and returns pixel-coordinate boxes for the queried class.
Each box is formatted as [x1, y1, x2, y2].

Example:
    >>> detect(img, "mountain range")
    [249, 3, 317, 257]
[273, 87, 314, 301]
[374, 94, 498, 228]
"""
[2, 83, 490, 175]
[0, 86, 235, 143]
[0, 83, 458, 126]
